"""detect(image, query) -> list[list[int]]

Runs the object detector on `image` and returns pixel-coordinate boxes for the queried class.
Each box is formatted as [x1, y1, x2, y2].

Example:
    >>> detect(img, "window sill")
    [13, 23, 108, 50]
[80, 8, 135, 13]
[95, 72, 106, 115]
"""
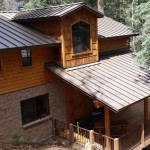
[22, 116, 51, 129]
[72, 51, 92, 57]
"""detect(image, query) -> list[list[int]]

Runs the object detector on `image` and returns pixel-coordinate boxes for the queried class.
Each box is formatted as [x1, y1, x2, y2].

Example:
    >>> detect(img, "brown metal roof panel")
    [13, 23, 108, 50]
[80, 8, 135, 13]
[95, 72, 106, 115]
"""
[46, 52, 150, 112]
[10, 3, 103, 21]
[46, 64, 124, 112]
[0, 16, 60, 50]
[98, 16, 138, 38]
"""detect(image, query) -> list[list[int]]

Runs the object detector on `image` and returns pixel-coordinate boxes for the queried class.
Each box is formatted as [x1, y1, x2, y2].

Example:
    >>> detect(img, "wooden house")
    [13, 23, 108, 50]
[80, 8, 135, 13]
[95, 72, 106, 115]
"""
[0, 2, 149, 149]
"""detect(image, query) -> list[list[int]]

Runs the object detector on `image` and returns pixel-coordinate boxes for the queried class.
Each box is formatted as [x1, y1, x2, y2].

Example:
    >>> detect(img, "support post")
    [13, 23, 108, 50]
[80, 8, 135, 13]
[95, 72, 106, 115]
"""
[104, 107, 110, 136]
[144, 99, 148, 122]
[141, 123, 144, 149]
[114, 138, 120, 150]
[69, 123, 74, 144]
[104, 107, 111, 150]
[89, 130, 94, 145]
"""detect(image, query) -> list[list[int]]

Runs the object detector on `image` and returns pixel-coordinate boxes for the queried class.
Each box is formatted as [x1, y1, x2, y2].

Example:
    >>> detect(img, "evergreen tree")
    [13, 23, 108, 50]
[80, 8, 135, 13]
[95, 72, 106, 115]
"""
[133, 1, 150, 68]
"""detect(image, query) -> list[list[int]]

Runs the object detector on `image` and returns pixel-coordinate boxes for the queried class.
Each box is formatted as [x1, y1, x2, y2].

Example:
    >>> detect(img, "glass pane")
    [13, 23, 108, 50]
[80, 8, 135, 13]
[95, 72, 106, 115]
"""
[21, 49, 32, 67]
[72, 21, 90, 54]
[21, 94, 50, 125]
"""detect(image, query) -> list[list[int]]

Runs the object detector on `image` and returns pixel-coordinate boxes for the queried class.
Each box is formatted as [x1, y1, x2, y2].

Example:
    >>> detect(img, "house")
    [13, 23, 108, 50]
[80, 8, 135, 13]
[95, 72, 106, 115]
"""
[0, 2, 149, 149]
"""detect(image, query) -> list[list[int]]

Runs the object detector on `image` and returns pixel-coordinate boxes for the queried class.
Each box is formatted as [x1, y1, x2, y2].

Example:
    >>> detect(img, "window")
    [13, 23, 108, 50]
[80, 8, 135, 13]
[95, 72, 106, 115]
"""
[21, 94, 50, 125]
[72, 21, 90, 54]
[21, 49, 32, 67]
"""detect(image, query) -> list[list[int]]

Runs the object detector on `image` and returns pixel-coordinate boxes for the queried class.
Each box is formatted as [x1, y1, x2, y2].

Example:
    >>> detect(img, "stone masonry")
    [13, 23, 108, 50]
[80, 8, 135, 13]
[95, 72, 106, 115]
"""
[0, 80, 67, 142]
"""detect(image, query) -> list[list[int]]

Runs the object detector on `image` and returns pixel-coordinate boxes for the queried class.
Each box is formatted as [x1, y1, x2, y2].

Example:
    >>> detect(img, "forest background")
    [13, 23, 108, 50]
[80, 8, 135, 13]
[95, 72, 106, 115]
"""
[0, 0, 149, 69]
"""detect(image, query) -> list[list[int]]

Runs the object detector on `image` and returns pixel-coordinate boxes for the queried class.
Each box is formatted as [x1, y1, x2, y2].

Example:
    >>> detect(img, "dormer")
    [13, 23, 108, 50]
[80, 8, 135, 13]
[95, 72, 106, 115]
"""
[12, 3, 103, 68]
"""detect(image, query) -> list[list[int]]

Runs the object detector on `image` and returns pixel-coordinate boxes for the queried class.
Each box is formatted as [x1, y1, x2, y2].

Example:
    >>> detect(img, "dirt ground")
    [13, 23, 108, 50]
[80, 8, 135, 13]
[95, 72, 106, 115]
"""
[0, 140, 80, 150]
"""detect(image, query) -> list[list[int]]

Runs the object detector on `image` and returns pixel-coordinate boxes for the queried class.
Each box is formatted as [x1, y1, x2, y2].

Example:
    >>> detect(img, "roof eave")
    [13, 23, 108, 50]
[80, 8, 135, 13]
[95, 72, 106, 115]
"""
[0, 42, 61, 52]
[98, 33, 139, 39]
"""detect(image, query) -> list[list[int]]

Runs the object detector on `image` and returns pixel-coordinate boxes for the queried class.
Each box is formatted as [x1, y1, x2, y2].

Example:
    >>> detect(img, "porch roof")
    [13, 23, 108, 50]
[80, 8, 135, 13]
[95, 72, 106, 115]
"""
[46, 52, 150, 112]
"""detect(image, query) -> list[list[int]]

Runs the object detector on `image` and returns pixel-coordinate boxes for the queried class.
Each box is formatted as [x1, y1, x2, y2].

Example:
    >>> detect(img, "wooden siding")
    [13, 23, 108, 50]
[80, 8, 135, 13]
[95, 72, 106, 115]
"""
[0, 47, 58, 94]
[99, 37, 130, 52]
[61, 9, 99, 68]
[23, 20, 62, 66]
[64, 83, 94, 123]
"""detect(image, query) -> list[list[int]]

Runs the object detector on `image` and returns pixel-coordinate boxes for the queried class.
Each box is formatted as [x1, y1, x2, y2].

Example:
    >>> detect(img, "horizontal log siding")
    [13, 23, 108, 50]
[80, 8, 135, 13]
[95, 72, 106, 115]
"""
[61, 9, 99, 68]
[0, 47, 57, 94]
[99, 37, 130, 52]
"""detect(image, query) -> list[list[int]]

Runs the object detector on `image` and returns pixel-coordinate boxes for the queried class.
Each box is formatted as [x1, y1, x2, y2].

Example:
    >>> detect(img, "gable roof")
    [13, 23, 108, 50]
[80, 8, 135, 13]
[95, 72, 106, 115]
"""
[46, 52, 150, 112]
[0, 16, 60, 51]
[98, 16, 138, 38]
[8, 3, 103, 22]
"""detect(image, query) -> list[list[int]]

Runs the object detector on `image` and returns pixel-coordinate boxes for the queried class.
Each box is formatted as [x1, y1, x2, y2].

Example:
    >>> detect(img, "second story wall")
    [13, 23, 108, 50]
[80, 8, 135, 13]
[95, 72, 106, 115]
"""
[0, 47, 58, 94]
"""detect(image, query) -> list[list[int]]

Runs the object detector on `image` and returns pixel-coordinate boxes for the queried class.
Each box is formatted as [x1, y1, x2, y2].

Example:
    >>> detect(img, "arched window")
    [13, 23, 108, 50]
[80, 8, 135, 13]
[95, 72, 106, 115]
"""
[72, 21, 90, 54]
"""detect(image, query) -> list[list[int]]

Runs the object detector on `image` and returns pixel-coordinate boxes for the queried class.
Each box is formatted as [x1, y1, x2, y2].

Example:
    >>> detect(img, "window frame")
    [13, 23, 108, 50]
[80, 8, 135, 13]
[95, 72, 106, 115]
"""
[71, 20, 92, 55]
[20, 94, 50, 125]
[21, 49, 32, 67]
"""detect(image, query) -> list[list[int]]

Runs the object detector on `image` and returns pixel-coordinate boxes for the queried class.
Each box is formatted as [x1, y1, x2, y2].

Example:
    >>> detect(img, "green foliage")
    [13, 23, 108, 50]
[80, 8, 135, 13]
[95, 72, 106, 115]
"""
[133, 1, 150, 68]
[11, 133, 22, 145]
[24, 0, 96, 9]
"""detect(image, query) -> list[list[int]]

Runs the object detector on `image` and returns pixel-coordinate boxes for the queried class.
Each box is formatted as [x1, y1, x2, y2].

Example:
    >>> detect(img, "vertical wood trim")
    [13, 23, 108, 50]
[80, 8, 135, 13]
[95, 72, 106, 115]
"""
[105, 107, 110, 136]
[144, 99, 148, 122]
[105, 107, 111, 150]
[141, 123, 144, 149]
[60, 20, 66, 68]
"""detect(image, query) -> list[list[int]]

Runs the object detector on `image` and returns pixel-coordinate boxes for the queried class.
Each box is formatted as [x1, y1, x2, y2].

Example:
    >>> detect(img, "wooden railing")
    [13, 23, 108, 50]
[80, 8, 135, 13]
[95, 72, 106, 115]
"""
[118, 121, 150, 150]
[51, 118, 150, 150]
[52, 118, 114, 149]
[93, 131, 114, 150]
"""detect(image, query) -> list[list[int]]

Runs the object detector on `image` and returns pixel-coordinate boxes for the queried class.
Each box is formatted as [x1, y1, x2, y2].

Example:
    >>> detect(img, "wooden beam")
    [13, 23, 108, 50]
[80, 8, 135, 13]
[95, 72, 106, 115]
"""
[144, 98, 148, 122]
[105, 107, 111, 136]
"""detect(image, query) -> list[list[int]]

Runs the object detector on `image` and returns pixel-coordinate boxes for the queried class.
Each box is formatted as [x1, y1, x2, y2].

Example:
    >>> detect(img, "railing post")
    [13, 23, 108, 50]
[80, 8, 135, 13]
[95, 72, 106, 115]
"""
[141, 123, 144, 149]
[90, 130, 94, 145]
[114, 138, 119, 150]
[52, 119, 56, 141]
[106, 137, 111, 150]
[69, 123, 74, 144]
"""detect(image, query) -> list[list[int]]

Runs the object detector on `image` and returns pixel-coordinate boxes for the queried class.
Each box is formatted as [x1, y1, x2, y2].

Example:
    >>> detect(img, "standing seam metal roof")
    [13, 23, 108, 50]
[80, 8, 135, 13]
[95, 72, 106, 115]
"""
[9, 3, 103, 21]
[46, 52, 150, 112]
[0, 16, 60, 51]
[98, 16, 138, 38]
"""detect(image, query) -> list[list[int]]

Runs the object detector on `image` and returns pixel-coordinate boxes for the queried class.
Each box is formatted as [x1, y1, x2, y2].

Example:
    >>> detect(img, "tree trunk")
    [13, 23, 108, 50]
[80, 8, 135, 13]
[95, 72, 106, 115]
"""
[97, 0, 104, 14]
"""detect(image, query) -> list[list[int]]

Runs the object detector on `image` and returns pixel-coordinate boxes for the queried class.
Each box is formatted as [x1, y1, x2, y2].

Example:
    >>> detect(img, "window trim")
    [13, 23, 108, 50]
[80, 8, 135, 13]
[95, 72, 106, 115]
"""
[71, 20, 92, 56]
[22, 116, 51, 129]
[21, 49, 32, 67]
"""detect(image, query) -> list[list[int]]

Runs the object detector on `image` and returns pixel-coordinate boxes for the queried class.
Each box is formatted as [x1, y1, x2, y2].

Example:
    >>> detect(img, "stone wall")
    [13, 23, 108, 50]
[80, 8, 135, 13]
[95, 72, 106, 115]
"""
[0, 81, 67, 142]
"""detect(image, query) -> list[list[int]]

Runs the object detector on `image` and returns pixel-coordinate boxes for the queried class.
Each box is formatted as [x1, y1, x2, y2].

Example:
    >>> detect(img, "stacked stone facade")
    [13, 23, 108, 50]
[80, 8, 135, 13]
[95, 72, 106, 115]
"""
[0, 81, 67, 142]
